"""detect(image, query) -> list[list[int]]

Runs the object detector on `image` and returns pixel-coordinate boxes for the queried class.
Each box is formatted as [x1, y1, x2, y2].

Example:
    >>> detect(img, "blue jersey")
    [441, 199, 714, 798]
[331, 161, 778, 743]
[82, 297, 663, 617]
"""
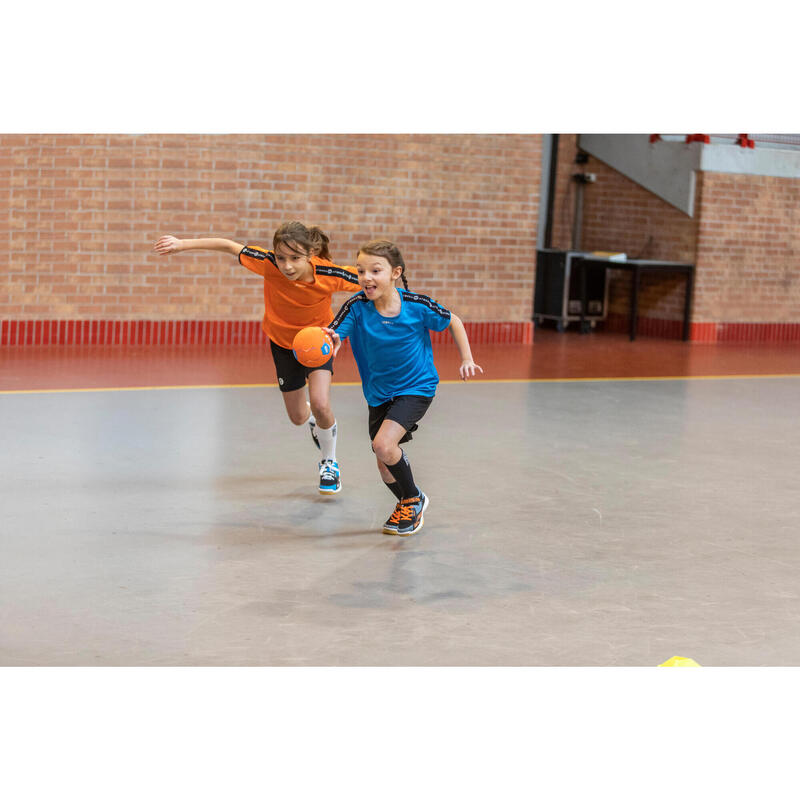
[330, 288, 452, 406]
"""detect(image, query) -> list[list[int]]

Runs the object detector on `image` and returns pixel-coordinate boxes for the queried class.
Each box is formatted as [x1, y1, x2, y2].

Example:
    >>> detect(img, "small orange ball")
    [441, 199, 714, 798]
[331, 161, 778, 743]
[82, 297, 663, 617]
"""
[292, 326, 334, 367]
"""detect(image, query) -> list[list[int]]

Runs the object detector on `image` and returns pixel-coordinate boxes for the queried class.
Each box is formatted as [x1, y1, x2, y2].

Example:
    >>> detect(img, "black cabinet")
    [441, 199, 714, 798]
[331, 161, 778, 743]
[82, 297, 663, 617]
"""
[534, 249, 611, 332]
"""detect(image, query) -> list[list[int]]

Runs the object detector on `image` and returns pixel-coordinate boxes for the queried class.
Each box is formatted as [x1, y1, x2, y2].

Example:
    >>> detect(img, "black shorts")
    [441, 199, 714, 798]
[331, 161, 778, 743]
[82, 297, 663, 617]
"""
[269, 339, 333, 393]
[368, 395, 434, 444]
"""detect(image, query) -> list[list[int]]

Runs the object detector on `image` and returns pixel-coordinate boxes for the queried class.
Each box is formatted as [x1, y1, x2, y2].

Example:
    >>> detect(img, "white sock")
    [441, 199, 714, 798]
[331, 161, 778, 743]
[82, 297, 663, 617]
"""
[316, 421, 337, 462]
[306, 401, 316, 427]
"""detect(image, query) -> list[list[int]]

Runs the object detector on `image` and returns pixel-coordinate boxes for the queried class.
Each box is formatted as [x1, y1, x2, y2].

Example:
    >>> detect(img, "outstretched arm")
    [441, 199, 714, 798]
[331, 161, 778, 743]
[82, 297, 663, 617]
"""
[153, 235, 244, 256]
[448, 314, 484, 381]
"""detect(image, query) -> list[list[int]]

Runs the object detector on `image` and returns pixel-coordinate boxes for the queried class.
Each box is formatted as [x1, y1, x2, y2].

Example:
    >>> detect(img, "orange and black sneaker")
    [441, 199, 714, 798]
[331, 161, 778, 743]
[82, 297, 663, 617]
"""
[393, 492, 429, 536]
[382, 502, 404, 534]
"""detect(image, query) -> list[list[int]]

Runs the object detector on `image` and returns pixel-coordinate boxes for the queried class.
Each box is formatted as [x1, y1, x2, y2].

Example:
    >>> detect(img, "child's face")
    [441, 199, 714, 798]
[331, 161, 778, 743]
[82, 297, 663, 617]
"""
[274, 241, 314, 281]
[356, 253, 403, 300]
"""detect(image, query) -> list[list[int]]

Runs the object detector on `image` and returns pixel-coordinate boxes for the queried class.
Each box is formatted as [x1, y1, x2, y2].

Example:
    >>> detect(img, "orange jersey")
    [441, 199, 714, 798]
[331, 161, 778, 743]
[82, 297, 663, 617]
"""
[238, 245, 360, 349]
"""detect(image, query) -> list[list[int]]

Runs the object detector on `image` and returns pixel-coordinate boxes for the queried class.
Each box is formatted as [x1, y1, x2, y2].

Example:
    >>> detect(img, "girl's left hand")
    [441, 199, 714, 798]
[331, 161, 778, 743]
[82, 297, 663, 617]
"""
[322, 327, 342, 356]
[459, 360, 484, 381]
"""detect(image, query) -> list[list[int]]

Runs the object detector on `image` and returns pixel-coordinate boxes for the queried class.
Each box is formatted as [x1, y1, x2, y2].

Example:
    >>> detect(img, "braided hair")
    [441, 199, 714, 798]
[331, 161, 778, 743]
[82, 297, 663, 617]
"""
[357, 239, 408, 289]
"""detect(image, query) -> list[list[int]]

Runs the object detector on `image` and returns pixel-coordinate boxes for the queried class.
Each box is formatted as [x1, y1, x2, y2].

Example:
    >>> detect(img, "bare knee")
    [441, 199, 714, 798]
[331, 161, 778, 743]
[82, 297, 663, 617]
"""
[287, 407, 309, 426]
[372, 436, 400, 464]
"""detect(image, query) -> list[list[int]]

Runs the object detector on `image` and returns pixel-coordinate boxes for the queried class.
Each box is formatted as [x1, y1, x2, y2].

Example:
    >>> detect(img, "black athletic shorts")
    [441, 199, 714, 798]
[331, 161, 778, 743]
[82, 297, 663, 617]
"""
[368, 394, 434, 444]
[269, 339, 333, 393]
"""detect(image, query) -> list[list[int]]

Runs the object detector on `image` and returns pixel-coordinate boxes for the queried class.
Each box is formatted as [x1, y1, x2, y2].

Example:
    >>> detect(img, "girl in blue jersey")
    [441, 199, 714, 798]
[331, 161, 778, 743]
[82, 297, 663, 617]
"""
[325, 239, 482, 536]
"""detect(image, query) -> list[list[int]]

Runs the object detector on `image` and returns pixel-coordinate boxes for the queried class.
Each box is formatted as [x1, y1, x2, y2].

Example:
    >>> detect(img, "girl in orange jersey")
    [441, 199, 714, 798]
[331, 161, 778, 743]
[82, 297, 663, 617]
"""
[153, 221, 360, 494]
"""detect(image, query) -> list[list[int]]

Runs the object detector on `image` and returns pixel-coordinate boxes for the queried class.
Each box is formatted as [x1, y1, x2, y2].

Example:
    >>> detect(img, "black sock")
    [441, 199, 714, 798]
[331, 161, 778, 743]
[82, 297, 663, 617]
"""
[384, 450, 418, 499]
[384, 480, 404, 501]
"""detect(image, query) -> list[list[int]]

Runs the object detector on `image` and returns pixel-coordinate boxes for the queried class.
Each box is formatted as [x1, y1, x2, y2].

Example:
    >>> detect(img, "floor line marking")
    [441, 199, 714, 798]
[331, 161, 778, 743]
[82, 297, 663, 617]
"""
[2, 373, 799, 396]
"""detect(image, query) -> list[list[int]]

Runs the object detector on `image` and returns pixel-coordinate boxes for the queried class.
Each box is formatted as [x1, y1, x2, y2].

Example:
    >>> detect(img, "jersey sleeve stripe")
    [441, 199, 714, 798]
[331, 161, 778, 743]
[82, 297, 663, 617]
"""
[403, 292, 451, 319]
[315, 265, 360, 285]
[330, 293, 367, 329]
[239, 246, 278, 268]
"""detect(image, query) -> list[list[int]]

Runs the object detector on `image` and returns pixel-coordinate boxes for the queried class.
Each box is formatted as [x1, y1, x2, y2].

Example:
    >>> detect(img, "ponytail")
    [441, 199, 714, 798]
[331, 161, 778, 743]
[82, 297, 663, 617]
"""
[273, 221, 332, 261]
[306, 226, 331, 261]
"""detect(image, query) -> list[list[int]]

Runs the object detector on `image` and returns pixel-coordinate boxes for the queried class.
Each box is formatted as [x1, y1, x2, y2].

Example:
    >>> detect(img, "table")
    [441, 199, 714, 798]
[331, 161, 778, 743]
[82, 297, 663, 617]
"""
[572, 256, 695, 341]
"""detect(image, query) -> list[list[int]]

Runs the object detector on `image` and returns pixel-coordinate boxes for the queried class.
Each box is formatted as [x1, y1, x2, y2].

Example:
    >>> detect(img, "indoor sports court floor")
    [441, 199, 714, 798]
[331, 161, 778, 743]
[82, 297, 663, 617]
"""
[3, 330, 800, 666]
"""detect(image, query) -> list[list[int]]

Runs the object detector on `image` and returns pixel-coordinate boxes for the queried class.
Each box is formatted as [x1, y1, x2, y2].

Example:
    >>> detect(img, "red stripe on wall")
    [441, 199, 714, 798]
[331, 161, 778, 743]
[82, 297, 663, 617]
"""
[1, 319, 539, 347]
[607, 317, 800, 344]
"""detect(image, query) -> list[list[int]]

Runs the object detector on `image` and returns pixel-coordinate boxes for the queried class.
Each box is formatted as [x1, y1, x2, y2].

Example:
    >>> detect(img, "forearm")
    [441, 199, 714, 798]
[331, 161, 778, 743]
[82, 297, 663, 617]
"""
[176, 238, 244, 256]
[448, 314, 474, 361]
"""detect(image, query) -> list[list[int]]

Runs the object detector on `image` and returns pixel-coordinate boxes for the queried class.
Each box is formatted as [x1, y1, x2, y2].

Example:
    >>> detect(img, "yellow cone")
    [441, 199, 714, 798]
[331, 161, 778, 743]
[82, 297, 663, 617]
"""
[659, 656, 701, 667]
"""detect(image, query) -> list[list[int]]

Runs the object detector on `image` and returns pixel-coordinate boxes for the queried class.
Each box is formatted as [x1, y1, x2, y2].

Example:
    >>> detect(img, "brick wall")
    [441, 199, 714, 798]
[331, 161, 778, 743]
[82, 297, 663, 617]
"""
[548, 139, 800, 341]
[547, 137, 699, 322]
[694, 171, 800, 323]
[580, 153, 700, 322]
[8, 133, 796, 346]
[1, 134, 542, 335]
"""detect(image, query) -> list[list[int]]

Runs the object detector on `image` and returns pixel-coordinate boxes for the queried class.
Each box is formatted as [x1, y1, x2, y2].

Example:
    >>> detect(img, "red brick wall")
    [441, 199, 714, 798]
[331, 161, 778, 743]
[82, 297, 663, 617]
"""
[545, 137, 696, 330]
[580, 156, 699, 321]
[694, 171, 800, 323]
[1, 134, 542, 328]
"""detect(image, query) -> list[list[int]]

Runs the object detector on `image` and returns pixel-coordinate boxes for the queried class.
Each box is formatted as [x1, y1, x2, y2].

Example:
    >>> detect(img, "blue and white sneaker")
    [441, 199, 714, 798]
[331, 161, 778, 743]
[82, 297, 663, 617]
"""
[318, 459, 341, 494]
[394, 492, 429, 536]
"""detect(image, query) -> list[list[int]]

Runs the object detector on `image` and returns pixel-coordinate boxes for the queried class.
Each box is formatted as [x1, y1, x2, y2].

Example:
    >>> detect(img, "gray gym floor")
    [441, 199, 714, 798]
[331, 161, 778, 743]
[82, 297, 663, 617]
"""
[2, 376, 799, 665]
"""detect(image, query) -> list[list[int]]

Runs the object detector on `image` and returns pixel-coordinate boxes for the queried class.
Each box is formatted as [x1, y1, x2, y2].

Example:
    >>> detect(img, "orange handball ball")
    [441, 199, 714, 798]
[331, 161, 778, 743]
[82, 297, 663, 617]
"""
[292, 326, 334, 367]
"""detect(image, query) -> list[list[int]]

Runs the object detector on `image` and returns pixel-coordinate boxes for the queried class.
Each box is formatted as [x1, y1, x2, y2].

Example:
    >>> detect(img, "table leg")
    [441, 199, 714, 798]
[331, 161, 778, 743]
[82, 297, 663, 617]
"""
[630, 266, 640, 341]
[579, 259, 588, 334]
[683, 269, 694, 341]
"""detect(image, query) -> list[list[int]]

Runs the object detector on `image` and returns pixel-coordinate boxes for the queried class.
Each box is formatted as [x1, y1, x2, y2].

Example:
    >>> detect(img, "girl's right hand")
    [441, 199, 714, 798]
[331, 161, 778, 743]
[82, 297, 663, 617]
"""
[153, 235, 181, 255]
[322, 327, 341, 356]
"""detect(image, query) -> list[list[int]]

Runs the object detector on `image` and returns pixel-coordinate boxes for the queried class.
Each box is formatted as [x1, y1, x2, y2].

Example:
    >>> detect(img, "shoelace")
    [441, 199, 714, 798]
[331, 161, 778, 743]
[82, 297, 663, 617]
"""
[320, 461, 337, 480]
[397, 497, 421, 522]
[387, 503, 404, 524]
